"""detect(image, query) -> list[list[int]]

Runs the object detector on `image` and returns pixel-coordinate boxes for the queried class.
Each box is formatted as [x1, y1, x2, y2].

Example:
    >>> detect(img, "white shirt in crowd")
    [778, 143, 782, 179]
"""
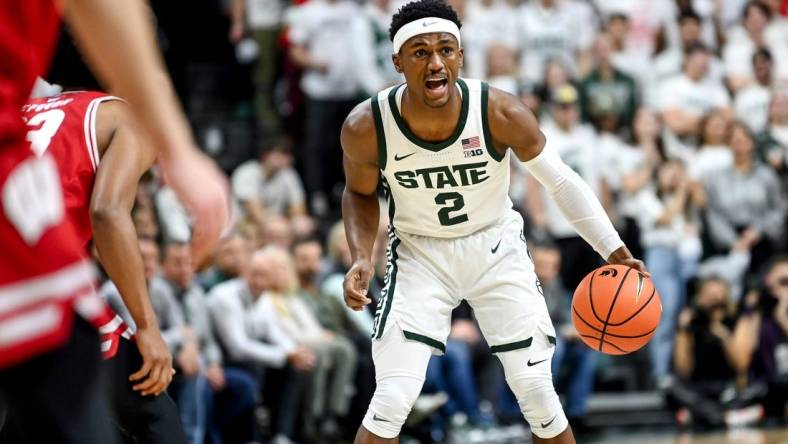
[246, 0, 284, 31]
[659, 73, 730, 158]
[539, 119, 601, 238]
[208, 278, 297, 367]
[516, 1, 584, 82]
[632, 190, 699, 251]
[232, 160, 306, 216]
[287, 0, 382, 99]
[734, 84, 773, 134]
[688, 144, 734, 184]
[462, 0, 519, 80]
[593, 0, 673, 56]
[596, 133, 646, 219]
[722, 24, 788, 85]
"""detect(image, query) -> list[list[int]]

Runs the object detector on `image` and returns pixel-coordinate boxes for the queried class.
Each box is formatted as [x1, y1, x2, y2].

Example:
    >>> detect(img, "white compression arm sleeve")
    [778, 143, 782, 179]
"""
[523, 146, 624, 260]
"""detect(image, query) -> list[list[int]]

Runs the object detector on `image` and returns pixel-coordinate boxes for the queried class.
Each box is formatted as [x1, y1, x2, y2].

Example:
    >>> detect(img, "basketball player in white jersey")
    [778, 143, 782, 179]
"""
[340, 1, 647, 443]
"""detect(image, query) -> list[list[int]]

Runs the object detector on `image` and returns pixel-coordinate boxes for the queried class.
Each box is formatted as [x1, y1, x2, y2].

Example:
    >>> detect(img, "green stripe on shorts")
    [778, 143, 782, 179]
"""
[403, 330, 446, 353]
[374, 234, 400, 339]
[490, 337, 533, 354]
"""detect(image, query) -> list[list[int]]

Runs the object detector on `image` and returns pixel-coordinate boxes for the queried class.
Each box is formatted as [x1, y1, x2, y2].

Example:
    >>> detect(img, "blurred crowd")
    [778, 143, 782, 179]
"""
[52, 0, 788, 442]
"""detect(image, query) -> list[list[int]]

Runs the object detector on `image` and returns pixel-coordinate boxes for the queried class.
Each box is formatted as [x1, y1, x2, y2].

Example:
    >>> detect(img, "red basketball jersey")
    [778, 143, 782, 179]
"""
[22, 91, 122, 250]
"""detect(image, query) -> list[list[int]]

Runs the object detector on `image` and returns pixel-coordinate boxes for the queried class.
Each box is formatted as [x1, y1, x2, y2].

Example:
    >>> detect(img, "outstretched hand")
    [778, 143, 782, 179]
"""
[343, 259, 374, 311]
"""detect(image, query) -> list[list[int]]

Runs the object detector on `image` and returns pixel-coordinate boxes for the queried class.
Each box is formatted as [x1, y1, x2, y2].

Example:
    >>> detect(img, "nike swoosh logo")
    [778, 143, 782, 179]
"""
[422, 20, 438, 27]
[527, 358, 548, 367]
[541, 416, 556, 428]
[394, 152, 416, 161]
[491, 239, 502, 254]
[373, 414, 390, 422]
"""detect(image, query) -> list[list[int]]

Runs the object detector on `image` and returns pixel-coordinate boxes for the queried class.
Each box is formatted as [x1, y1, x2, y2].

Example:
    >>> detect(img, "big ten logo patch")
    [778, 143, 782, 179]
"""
[462, 136, 483, 158]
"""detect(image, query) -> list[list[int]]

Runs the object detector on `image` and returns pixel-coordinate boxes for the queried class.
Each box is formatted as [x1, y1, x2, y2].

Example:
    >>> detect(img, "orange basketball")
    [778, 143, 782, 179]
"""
[571, 265, 662, 355]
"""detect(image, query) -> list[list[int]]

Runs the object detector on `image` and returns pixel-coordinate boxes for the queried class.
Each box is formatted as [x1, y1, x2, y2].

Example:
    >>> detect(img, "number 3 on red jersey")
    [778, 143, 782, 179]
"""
[2, 109, 67, 245]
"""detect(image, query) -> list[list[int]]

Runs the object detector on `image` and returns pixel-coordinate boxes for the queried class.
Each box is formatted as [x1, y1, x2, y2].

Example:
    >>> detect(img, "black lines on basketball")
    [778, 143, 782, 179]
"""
[588, 271, 605, 324]
[597, 267, 633, 352]
[572, 307, 656, 338]
[579, 334, 629, 354]
[606, 287, 657, 327]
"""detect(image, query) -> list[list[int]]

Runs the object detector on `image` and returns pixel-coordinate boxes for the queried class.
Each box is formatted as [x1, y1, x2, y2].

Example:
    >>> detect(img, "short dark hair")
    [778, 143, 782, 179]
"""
[743, 1, 772, 21]
[162, 240, 190, 261]
[753, 46, 773, 63]
[683, 41, 709, 56]
[678, 9, 702, 25]
[389, 0, 462, 43]
[292, 235, 322, 252]
[259, 135, 293, 158]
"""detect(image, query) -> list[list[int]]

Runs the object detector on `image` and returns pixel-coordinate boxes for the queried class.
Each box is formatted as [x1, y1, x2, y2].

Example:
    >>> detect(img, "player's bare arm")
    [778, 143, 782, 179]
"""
[485, 86, 646, 273]
[341, 100, 381, 312]
[64, 0, 229, 266]
[91, 101, 173, 396]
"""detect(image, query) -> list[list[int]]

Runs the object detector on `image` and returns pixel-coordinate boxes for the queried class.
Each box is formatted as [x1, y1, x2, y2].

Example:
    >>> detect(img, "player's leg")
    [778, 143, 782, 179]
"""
[354, 325, 434, 444]
[107, 337, 187, 444]
[357, 231, 457, 443]
[465, 212, 574, 443]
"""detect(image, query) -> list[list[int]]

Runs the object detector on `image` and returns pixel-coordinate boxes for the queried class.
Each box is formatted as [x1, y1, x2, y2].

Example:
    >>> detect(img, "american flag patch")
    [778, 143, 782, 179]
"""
[462, 136, 481, 150]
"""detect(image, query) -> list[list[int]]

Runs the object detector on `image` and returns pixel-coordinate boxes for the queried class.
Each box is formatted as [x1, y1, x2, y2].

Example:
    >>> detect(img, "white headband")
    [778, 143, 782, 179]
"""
[392, 17, 461, 54]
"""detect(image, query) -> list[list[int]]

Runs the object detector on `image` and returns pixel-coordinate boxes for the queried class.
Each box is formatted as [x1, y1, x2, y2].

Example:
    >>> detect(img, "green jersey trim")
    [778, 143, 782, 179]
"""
[481, 82, 503, 162]
[387, 79, 470, 152]
[370, 95, 387, 170]
[403, 330, 446, 353]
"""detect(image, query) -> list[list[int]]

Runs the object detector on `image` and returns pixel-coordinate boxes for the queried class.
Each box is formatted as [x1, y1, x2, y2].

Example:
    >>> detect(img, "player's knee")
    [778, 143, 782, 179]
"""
[362, 374, 424, 438]
[507, 375, 568, 439]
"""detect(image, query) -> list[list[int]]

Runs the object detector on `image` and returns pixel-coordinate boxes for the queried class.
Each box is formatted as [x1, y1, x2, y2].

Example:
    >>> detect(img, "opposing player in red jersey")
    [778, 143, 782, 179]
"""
[0, 1, 229, 443]
[6, 87, 188, 443]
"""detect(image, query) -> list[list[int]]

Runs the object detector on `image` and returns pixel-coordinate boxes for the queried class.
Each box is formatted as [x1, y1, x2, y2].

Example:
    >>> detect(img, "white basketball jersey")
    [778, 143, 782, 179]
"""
[371, 78, 513, 238]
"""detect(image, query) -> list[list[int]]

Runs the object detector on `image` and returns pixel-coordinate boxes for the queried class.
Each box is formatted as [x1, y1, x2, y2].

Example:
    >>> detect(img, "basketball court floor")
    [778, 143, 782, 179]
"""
[586, 427, 788, 444]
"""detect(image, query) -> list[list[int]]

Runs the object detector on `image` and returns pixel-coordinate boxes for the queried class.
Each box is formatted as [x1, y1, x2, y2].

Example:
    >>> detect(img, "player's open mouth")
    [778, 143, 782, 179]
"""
[424, 78, 448, 99]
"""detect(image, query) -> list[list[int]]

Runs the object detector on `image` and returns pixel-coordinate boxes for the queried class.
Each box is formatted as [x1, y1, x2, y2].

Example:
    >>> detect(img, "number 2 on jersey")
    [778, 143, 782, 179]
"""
[435, 192, 468, 226]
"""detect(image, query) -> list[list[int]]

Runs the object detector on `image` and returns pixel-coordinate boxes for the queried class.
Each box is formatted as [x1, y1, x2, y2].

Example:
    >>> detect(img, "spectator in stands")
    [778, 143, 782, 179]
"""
[658, 43, 731, 160]
[294, 236, 376, 430]
[634, 159, 704, 381]
[462, 0, 518, 81]
[260, 215, 295, 250]
[287, 0, 381, 215]
[320, 222, 380, 337]
[651, 10, 724, 94]
[722, 1, 788, 92]
[536, 240, 596, 428]
[516, 0, 592, 83]
[667, 277, 744, 426]
[199, 233, 250, 291]
[735, 48, 776, 135]
[155, 185, 191, 244]
[362, 0, 402, 87]
[704, 121, 787, 273]
[258, 246, 357, 440]
[527, 83, 607, 289]
[690, 109, 733, 184]
[730, 256, 788, 421]
[157, 243, 258, 444]
[485, 44, 518, 95]
[231, 137, 308, 226]
[759, 91, 788, 192]
[239, 0, 286, 141]
[615, 108, 666, 259]
[580, 30, 638, 135]
[133, 205, 160, 241]
[208, 250, 316, 444]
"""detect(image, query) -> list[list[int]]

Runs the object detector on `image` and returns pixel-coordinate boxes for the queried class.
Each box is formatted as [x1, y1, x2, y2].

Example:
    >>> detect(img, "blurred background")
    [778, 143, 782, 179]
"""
[47, 0, 788, 443]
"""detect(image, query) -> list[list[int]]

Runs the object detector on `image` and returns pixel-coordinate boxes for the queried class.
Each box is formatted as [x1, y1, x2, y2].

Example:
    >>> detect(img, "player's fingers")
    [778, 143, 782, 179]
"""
[136, 362, 164, 395]
[129, 359, 152, 382]
[345, 288, 371, 306]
